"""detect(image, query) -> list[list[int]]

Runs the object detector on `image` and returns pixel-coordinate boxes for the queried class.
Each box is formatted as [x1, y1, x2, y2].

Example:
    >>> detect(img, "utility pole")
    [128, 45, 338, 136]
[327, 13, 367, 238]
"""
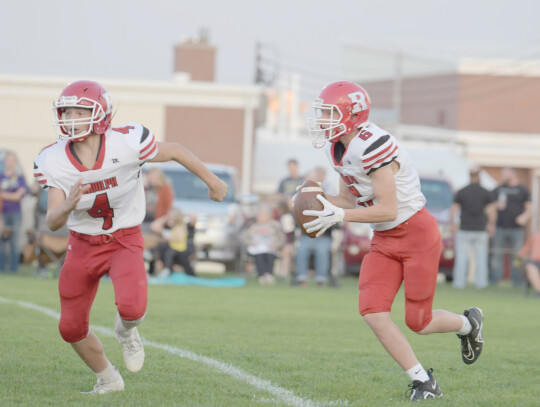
[254, 42, 263, 84]
[254, 42, 278, 86]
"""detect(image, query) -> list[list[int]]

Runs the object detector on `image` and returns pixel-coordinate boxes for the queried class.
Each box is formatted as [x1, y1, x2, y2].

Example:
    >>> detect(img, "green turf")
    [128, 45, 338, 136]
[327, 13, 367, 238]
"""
[1, 265, 539, 406]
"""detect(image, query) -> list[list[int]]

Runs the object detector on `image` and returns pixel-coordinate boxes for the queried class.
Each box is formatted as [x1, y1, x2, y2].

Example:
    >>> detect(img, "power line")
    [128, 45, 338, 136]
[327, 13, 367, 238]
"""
[265, 37, 540, 109]
[409, 77, 538, 109]
[279, 50, 345, 71]
[279, 37, 540, 91]
[254, 42, 279, 86]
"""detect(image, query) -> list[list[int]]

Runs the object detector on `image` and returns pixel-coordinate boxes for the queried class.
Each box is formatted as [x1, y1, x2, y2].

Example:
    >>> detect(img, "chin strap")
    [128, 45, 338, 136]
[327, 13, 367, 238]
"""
[71, 136, 89, 143]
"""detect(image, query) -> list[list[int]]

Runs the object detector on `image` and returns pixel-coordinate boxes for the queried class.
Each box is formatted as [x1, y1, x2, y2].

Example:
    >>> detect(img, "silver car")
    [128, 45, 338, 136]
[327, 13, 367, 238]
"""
[144, 162, 244, 271]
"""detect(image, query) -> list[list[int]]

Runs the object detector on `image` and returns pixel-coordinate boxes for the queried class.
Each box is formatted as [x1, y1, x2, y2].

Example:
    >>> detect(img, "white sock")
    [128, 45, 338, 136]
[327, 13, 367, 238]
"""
[96, 361, 118, 382]
[458, 315, 472, 335]
[406, 363, 430, 382]
[115, 317, 129, 337]
[116, 313, 144, 337]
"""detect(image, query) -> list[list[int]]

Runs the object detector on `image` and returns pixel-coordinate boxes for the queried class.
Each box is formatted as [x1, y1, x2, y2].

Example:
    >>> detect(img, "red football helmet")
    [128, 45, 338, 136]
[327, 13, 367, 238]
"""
[52, 80, 113, 142]
[307, 81, 371, 148]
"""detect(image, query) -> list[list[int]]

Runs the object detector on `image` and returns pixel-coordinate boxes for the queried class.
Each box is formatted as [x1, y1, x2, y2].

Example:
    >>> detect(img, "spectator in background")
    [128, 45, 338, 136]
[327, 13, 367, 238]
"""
[449, 166, 496, 289]
[313, 166, 339, 196]
[276, 158, 304, 277]
[150, 209, 197, 278]
[294, 227, 333, 286]
[275, 198, 296, 278]
[517, 228, 540, 296]
[144, 167, 174, 223]
[277, 158, 304, 199]
[0, 195, 3, 238]
[0, 151, 28, 272]
[242, 204, 285, 285]
[294, 167, 333, 286]
[143, 167, 174, 274]
[490, 167, 532, 286]
[312, 166, 342, 286]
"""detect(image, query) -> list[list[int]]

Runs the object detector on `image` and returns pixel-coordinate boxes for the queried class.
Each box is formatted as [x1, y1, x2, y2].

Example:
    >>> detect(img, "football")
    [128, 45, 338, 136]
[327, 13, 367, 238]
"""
[292, 179, 326, 238]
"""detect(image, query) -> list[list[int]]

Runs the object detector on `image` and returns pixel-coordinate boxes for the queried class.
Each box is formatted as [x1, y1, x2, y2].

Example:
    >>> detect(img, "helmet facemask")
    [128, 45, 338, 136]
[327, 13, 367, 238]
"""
[53, 93, 111, 142]
[307, 99, 346, 148]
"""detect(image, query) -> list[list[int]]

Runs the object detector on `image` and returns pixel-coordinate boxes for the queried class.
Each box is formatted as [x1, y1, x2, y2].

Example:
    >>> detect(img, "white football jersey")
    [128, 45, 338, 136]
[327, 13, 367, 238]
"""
[324, 122, 425, 231]
[33, 123, 158, 235]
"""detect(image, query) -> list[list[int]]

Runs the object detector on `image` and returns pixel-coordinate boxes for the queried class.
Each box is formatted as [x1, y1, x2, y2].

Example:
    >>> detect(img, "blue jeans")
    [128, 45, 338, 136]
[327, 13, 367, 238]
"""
[452, 230, 489, 289]
[294, 234, 332, 283]
[490, 227, 525, 286]
[0, 212, 22, 272]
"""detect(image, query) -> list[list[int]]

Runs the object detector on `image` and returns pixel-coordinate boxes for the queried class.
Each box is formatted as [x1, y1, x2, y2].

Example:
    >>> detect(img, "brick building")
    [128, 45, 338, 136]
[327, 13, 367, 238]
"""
[359, 58, 540, 230]
[0, 36, 262, 194]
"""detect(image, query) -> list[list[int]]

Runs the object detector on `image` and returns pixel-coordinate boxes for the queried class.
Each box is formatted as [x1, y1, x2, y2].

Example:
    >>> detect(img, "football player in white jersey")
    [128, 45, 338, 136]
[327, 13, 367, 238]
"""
[303, 81, 484, 401]
[33, 80, 228, 394]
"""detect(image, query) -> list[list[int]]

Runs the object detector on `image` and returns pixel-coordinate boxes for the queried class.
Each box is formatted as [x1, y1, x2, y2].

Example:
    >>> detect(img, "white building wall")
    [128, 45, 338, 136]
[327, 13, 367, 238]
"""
[0, 75, 260, 191]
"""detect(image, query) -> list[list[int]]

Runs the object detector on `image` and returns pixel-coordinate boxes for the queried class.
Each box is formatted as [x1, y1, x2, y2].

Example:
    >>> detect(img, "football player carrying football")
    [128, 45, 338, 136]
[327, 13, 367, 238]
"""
[303, 81, 484, 401]
[33, 80, 228, 394]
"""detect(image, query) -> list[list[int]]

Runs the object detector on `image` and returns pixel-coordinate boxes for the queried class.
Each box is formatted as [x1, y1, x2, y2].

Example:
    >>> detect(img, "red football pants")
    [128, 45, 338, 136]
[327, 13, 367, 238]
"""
[358, 207, 442, 332]
[58, 227, 147, 343]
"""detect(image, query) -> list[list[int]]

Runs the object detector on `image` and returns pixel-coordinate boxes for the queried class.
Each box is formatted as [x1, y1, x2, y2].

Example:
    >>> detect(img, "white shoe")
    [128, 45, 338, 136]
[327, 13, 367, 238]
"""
[258, 273, 274, 285]
[158, 268, 171, 278]
[82, 367, 124, 395]
[265, 273, 275, 285]
[115, 313, 145, 373]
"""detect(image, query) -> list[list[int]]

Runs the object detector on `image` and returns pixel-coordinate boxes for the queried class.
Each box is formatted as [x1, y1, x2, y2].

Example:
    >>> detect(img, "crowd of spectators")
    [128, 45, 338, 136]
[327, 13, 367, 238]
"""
[450, 166, 536, 293]
[4, 148, 540, 295]
[238, 159, 341, 286]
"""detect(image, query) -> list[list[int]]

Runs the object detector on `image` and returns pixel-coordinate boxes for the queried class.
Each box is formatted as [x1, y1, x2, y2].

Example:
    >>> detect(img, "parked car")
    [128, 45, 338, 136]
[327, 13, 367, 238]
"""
[143, 162, 244, 271]
[340, 175, 455, 278]
[419, 176, 455, 281]
[340, 222, 373, 275]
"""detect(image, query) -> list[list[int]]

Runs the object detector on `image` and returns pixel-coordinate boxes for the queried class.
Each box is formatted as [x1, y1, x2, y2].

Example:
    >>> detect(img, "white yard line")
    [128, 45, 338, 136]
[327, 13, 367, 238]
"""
[0, 295, 349, 407]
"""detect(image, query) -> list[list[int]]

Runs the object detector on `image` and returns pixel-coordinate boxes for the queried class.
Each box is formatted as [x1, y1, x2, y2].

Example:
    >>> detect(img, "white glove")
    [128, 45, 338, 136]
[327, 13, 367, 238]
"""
[303, 195, 345, 237]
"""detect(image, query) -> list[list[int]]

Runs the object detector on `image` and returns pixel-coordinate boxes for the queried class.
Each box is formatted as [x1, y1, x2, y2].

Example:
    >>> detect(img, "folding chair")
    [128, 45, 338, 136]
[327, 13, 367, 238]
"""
[33, 229, 68, 277]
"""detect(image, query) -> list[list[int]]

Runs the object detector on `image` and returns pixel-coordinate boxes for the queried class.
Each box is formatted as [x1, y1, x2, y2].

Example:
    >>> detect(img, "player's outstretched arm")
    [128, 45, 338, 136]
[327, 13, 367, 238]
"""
[151, 142, 228, 202]
[46, 181, 91, 231]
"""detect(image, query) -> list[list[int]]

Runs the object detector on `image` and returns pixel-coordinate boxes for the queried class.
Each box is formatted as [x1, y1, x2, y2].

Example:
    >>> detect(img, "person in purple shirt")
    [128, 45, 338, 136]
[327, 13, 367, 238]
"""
[0, 151, 27, 272]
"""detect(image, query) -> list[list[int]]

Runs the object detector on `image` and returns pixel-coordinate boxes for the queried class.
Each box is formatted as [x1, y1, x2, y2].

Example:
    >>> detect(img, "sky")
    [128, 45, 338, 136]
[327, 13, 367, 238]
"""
[2, 0, 540, 102]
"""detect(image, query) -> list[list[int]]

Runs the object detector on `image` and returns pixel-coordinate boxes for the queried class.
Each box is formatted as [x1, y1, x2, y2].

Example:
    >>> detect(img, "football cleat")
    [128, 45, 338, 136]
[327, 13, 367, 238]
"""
[457, 307, 484, 365]
[82, 367, 124, 395]
[115, 313, 145, 373]
[406, 368, 442, 402]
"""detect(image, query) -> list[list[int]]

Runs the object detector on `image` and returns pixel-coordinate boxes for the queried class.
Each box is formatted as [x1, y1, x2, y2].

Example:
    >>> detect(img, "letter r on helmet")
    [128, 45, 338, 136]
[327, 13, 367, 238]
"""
[348, 91, 369, 113]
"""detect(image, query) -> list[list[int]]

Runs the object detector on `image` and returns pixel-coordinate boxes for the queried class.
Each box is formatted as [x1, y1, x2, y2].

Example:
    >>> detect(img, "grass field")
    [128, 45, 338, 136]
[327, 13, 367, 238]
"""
[1, 265, 539, 407]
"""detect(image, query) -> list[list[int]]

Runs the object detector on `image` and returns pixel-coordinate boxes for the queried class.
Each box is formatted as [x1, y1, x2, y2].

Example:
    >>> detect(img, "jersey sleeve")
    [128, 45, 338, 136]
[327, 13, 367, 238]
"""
[361, 134, 399, 175]
[138, 125, 158, 163]
[118, 122, 159, 163]
[33, 144, 59, 190]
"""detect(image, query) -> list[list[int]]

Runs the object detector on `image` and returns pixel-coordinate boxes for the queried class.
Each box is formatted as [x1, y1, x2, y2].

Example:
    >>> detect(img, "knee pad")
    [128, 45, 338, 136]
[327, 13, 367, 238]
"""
[58, 319, 88, 343]
[116, 293, 147, 323]
[405, 303, 432, 332]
